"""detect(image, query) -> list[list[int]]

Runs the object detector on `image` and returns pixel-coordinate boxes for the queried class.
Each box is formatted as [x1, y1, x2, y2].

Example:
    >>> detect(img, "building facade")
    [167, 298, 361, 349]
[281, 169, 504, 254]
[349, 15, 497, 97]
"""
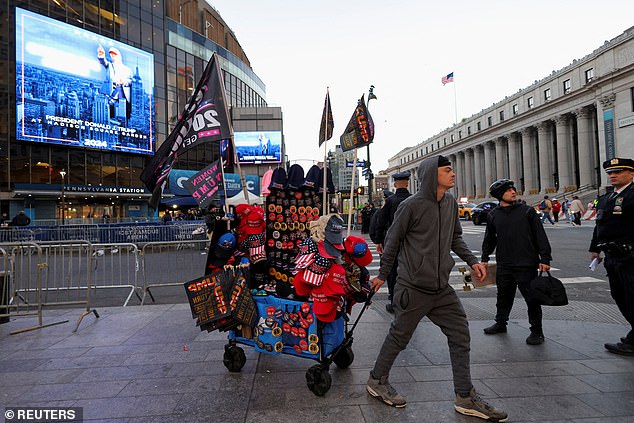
[387, 27, 634, 201]
[0, 0, 270, 221]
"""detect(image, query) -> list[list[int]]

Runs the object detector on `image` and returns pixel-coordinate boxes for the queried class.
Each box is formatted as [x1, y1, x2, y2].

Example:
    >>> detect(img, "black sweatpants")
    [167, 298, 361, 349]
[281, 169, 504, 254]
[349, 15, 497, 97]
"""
[494, 265, 542, 332]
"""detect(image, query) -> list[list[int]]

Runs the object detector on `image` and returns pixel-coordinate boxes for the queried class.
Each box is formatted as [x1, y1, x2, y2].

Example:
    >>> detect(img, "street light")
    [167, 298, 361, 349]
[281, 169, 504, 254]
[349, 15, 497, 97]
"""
[59, 169, 66, 225]
[367, 85, 377, 203]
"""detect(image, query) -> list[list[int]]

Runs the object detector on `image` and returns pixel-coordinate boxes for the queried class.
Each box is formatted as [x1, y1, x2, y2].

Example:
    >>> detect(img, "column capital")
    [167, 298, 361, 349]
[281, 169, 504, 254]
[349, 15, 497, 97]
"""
[535, 121, 550, 132]
[520, 127, 534, 137]
[573, 106, 593, 119]
[599, 93, 616, 109]
[553, 114, 569, 126]
[465, 148, 474, 157]
[507, 132, 520, 142]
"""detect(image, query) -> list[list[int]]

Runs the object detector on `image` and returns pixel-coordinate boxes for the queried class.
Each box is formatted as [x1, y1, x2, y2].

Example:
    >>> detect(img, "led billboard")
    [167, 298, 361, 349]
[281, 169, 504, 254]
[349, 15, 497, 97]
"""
[234, 131, 282, 164]
[15, 8, 155, 155]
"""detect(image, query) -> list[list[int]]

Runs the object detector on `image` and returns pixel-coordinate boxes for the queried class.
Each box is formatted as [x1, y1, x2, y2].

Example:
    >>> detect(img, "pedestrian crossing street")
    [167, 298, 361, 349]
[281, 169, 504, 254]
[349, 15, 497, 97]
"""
[360, 233, 604, 294]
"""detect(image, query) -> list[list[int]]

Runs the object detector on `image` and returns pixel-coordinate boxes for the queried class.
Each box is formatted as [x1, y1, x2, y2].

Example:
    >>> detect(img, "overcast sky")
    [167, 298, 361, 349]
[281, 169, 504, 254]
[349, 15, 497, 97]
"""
[209, 0, 634, 172]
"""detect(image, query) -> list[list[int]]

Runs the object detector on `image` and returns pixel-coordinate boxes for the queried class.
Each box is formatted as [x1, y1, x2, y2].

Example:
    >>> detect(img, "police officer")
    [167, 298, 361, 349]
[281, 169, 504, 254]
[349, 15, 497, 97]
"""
[375, 171, 412, 313]
[590, 157, 634, 356]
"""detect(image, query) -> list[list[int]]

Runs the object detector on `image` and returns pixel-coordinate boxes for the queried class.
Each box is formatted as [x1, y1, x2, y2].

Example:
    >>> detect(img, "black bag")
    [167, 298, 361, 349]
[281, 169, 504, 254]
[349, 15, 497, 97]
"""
[529, 271, 568, 306]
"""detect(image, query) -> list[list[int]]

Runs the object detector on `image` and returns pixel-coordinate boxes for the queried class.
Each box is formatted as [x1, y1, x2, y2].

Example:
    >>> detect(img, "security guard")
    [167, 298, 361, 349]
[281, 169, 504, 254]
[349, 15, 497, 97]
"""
[589, 157, 634, 356]
[375, 171, 412, 313]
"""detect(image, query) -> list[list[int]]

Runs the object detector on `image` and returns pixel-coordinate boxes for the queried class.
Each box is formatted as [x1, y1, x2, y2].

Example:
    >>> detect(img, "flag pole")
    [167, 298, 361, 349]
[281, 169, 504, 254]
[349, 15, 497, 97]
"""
[218, 153, 231, 230]
[322, 87, 330, 216]
[453, 78, 458, 125]
[346, 149, 358, 237]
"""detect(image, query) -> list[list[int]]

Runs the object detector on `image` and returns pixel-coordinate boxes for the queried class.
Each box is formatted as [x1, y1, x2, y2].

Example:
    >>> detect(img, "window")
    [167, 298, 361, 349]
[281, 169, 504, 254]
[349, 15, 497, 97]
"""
[544, 88, 551, 101]
[585, 68, 594, 83]
[477, 122, 481, 131]
[563, 79, 571, 94]
[467, 126, 471, 135]
[443, 137, 447, 145]
[487, 116, 492, 127]
[459, 131, 462, 139]
[512, 104, 518, 115]
[450, 134, 454, 142]
[499, 110, 505, 121]
[527, 96, 534, 109]
[631, 87, 634, 112]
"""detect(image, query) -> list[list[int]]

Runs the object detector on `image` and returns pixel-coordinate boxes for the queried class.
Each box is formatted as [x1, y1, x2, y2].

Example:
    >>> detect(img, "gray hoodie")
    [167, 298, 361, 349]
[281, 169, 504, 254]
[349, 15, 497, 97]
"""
[378, 155, 478, 294]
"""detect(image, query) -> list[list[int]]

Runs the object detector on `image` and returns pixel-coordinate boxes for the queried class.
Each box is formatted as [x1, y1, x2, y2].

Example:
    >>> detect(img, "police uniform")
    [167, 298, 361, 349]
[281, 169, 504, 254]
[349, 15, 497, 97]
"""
[376, 171, 412, 312]
[589, 157, 634, 355]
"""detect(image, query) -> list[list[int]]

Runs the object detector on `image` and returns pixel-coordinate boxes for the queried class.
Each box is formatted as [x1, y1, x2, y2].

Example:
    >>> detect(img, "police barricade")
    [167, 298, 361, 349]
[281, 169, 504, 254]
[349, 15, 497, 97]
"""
[91, 243, 142, 306]
[19, 241, 99, 332]
[0, 242, 73, 334]
[0, 228, 36, 243]
[99, 221, 205, 244]
[141, 239, 210, 305]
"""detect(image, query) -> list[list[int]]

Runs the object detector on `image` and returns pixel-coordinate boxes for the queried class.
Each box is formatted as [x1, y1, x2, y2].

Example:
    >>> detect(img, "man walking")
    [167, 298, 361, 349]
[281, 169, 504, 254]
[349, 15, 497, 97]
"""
[539, 195, 555, 225]
[366, 155, 507, 422]
[373, 171, 412, 313]
[569, 196, 586, 226]
[481, 179, 552, 345]
[589, 158, 634, 356]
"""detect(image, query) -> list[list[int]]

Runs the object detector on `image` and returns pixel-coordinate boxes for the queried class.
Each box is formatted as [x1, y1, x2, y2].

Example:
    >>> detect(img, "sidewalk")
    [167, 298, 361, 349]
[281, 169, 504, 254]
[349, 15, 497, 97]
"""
[1, 295, 633, 422]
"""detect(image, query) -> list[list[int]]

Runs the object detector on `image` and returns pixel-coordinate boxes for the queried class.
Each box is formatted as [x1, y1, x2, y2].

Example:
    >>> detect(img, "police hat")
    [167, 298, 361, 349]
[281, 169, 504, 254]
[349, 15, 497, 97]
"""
[603, 157, 634, 173]
[392, 171, 411, 181]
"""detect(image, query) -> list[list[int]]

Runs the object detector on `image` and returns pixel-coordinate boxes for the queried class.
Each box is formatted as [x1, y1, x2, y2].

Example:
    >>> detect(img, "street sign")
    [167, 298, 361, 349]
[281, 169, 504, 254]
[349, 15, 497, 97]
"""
[345, 160, 366, 168]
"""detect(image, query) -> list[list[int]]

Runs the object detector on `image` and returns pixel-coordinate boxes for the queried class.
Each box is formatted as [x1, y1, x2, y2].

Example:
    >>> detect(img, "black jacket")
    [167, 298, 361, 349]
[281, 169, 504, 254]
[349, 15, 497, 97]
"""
[590, 182, 634, 252]
[481, 203, 552, 267]
[373, 188, 411, 244]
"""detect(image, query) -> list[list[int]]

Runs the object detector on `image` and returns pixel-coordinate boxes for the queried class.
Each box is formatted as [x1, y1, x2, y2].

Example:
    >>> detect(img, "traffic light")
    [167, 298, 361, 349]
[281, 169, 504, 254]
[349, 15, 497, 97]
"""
[357, 187, 363, 195]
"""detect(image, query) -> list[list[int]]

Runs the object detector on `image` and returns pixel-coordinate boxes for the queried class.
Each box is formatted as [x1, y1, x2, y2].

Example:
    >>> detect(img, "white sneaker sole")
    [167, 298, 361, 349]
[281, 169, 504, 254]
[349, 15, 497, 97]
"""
[366, 385, 407, 408]
[455, 405, 508, 422]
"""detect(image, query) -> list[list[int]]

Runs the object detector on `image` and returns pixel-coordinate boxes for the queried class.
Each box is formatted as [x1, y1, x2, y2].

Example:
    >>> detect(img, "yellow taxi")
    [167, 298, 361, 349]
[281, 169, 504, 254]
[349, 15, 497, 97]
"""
[458, 203, 477, 220]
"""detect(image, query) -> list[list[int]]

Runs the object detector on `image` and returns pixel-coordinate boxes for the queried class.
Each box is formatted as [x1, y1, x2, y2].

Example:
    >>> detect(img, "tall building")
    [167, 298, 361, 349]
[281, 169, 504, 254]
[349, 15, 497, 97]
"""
[387, 27, 634, 201]
[0, 0, 274, 220]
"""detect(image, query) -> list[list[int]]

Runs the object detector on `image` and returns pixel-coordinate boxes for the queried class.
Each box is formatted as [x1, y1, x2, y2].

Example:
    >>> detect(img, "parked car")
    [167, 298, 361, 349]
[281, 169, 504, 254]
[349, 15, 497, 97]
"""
[458, 203, 477, 220]
[471, 201, 498, 225]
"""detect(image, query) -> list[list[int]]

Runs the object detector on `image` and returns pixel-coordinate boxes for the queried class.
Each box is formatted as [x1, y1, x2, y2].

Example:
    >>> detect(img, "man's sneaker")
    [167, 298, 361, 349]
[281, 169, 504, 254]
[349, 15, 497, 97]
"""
[526, 331, 545, 345]
[366, 373, 406, 408]
[455, 388, 508, 422]
[483, 322, 507, 335]
[385, 303, 395, 314]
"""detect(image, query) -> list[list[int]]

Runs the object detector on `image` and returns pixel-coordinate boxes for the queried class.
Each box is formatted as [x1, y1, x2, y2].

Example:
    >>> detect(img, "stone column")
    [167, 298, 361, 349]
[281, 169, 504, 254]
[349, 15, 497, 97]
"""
[574, 107, 595, 189]
[455, 151, 465, 197]
[520, 127, 537, 194]
[554, 114, 573, 190]
[507, 132, 521, 189]
[474, 145, 485, 198]
[536, 122, 553, 192]
[483, 141, 495, 194]
[464, 148, 474, 198]
[494, 137, 507, 179]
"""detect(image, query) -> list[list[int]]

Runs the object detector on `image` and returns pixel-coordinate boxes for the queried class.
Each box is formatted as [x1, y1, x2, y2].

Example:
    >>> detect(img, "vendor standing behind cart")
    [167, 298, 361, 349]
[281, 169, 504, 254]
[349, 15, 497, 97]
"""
[366, 155, 507, 422]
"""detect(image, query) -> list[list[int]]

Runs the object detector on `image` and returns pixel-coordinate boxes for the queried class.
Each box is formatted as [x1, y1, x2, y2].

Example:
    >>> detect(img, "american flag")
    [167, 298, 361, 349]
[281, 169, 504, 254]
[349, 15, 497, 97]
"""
[442, 72, 454, 85]
[293, 238, 318, 273]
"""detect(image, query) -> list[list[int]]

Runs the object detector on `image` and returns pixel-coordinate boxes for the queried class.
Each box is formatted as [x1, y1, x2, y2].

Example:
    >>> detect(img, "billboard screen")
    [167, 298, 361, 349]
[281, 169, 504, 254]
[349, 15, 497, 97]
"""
[234, 131, 282, 164]
[15, 8, 155, 155]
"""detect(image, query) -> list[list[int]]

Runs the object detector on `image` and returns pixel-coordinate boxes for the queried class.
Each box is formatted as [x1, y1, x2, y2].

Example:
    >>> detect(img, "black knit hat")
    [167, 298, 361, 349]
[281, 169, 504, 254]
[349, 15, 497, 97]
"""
[286, 164, 305, 190]
[438, 155, 451, 167]
[303, 165, 321, 189]
[268, 167, 288, 190]
[318, 167, 336, 194]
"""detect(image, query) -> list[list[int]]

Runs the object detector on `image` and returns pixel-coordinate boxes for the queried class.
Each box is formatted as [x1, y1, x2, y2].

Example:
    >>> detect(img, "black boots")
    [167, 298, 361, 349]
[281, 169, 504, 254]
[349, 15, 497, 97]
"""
[526, 330, 545, 345]
[483, 322, 507, 334]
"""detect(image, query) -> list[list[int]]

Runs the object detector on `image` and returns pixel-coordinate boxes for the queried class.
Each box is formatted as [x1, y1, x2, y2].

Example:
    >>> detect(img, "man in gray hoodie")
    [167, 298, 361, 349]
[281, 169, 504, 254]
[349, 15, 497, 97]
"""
[366, 155, 508, 422]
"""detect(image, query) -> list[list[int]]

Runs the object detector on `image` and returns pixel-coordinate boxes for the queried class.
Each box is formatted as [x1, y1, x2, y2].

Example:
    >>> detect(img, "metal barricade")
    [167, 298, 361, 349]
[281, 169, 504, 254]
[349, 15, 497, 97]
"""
[0, 242, 70, 334]
[24, 241, 99, 332]
[91, 243, 142, 306]
[0, 228, 36, 243]
[140, 239, 210, 305]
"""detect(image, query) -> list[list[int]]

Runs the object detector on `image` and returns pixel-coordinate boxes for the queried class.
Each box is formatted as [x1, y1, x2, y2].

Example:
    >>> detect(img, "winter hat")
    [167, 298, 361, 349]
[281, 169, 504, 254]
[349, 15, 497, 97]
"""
[286, 164, 305, 190]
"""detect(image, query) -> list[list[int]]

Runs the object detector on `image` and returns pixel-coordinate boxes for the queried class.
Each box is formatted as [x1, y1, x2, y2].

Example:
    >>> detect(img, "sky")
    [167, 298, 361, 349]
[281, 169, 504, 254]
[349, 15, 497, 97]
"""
[209, 0, 634, 172]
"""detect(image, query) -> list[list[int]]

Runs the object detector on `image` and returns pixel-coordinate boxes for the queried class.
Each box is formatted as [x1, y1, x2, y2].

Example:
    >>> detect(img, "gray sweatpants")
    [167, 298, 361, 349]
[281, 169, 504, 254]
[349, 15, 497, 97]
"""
[372, 283, 473, 395]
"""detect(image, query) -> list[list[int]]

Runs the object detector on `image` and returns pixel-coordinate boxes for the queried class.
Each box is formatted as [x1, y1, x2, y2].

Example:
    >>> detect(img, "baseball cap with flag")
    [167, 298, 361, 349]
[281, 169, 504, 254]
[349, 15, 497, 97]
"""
[343, 236, 373, 267]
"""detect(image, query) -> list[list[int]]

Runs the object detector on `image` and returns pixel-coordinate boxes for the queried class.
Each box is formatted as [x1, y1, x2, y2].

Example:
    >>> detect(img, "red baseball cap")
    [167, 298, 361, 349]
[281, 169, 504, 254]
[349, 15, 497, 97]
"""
[343, 236, 373, 267]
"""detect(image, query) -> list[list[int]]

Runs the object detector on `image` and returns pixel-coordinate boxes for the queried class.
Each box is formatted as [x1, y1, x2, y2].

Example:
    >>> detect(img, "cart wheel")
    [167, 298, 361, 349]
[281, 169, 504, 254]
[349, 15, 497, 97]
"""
[333, 346, 355, 369]
[305, 364, 332, 396]
[223, 345, 246, 373]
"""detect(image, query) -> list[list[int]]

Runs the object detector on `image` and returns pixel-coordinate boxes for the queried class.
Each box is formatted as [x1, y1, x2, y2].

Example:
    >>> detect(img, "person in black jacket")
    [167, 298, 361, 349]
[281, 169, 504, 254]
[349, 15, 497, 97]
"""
[481, 179, 552, 345]
[589, 157, 634, 356]
[374, 171, 412, 313]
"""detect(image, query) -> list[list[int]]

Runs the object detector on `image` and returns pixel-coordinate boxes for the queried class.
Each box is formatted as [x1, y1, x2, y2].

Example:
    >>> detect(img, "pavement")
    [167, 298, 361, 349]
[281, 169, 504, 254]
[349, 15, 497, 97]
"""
[1, 295, 634, 423]
[1, 228, 633, 422]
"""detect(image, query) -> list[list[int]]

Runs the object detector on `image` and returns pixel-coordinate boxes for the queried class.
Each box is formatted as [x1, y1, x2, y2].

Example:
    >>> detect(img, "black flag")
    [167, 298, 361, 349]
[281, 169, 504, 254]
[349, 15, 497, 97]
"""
[182, 160, 223, 209]
[340, 95, 374, 152]
[140, 53, 232, 210]
[318, 91, 334, 146]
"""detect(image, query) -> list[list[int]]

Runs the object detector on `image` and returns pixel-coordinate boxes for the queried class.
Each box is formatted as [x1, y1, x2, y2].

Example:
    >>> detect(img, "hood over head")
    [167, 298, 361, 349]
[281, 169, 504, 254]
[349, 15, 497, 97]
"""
[416, 155, 448, 201]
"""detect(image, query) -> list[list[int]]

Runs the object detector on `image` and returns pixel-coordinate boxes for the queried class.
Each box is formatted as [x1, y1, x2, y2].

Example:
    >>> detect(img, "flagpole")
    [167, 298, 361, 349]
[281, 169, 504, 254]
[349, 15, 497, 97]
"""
[218, 154, 231, 230]
[453, 78, 458, 125]
[322, 87, 330, 216]
[346, 149, 358, 237]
